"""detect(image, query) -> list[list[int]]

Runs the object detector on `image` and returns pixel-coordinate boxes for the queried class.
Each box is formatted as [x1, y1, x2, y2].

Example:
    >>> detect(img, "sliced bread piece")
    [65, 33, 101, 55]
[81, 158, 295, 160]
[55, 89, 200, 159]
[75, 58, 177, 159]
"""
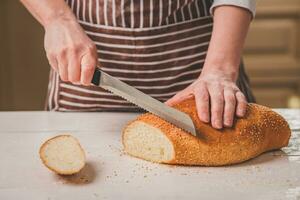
[39, 135, 86, 175]
[122, 98, 291, 166]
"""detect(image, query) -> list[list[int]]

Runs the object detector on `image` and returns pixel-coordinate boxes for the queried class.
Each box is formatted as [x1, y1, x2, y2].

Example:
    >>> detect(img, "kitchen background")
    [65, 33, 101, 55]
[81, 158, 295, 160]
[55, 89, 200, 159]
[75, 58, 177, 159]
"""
[0, 0, 300, 111]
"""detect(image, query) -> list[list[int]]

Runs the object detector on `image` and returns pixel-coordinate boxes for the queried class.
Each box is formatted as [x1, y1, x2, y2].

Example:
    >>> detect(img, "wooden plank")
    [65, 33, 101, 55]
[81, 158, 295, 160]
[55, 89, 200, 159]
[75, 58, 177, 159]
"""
[245, 20, 297, 55]
[256, 0, 300, 16]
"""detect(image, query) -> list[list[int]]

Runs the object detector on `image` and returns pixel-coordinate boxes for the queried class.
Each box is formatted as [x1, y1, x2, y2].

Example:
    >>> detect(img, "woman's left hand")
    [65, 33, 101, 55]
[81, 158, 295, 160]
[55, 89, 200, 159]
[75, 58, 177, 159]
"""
[166, 5, 252, 129]
[165, 69, 247, 129]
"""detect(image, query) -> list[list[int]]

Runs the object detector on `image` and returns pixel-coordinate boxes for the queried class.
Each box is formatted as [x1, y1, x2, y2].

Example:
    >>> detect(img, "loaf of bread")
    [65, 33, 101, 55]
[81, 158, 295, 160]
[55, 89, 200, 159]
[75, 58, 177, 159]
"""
[122, 98, 291, 166]
[39, 135, 86, 175]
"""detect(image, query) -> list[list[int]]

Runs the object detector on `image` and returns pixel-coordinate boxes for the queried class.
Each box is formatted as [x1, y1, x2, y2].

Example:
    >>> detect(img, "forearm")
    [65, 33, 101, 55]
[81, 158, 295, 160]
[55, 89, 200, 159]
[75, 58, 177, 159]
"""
[202, 6, 252, 81]
[20, 0, 75, 27]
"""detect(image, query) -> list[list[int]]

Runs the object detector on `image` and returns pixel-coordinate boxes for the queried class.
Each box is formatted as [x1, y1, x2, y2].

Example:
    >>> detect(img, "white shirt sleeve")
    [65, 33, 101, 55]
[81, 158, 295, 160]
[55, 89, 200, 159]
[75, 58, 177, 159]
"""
[210, 0, 256, 18]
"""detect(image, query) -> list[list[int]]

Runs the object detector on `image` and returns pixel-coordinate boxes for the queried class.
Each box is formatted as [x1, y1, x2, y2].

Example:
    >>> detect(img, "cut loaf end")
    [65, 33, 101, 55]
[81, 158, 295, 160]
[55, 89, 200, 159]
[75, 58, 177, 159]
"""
[123, 98, 291, 166]
[39, 135, 86, 175]
[123, 121, 175, 163]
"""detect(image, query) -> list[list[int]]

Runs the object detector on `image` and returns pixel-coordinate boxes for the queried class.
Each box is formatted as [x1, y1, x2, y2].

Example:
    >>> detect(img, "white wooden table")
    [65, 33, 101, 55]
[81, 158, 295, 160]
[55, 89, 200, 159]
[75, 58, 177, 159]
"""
[0, 110, 299, 200]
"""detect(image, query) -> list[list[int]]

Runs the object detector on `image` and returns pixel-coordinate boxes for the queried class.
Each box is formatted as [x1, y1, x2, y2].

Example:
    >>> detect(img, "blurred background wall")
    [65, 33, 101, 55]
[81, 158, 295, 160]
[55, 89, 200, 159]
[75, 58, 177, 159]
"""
[0, 0, 300, 111]
[243, 0, 300, 108]
[0, 0, 49, 110]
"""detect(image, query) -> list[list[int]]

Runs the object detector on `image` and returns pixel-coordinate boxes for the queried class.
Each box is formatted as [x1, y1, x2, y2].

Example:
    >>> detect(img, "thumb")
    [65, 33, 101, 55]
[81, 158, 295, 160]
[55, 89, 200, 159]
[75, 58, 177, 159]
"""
[165, 89, 192, 106]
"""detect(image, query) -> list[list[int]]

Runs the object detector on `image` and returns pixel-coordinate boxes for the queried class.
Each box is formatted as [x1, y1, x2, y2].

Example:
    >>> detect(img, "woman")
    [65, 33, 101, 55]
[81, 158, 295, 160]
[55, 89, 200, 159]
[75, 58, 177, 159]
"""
[21, 0, 255, 129]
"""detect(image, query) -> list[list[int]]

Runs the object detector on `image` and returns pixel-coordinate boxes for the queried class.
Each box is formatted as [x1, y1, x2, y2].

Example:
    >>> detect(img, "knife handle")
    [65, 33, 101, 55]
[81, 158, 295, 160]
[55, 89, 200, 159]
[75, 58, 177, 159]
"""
[91, 68, 101, 85]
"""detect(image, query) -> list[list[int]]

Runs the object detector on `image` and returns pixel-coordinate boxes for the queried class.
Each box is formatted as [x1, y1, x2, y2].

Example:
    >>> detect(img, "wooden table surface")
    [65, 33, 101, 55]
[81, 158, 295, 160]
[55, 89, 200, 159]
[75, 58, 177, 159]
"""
[0, 109, 299, 200]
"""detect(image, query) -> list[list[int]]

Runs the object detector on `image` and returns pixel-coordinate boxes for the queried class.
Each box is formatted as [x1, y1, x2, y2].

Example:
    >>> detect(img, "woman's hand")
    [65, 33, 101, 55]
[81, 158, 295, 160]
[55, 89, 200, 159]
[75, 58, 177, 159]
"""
[20, 0, 98, 85]
[165, 69, 247, 129]
[166, 6, 252, 129]
[44, 17, 97, 85]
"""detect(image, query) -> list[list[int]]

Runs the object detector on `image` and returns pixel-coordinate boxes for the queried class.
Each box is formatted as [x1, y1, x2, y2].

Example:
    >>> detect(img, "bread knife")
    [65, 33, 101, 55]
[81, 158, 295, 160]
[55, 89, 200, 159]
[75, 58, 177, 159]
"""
[91, 68, 197, 136]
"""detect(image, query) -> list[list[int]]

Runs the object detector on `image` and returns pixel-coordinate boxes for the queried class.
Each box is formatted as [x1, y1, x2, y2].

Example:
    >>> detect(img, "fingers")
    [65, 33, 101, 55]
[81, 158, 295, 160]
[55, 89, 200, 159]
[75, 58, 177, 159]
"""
[57, 49, 68, 81]
[223, 89, 236, 127]
[67, 49, 81, 84]
[167, 79, 247, 130]
[44, 21, 98, 85]
[208, 85, 224, 129]
[49, 44, 97, 85]
[165, 88, 193, 106]
[80, 45, 97, 86]
[194, 85, 210, 123]
[236, 91, 247, 117]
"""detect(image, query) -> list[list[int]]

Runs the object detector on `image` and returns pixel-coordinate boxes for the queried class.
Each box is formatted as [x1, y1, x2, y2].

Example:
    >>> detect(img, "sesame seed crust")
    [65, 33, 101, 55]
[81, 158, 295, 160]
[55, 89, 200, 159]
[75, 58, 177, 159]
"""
[123, 98, 291, 166]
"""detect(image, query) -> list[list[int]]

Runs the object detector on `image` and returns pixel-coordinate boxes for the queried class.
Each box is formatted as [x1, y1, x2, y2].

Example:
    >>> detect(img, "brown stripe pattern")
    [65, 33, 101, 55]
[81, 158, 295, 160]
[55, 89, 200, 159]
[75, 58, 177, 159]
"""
[46, 0, 254, 112]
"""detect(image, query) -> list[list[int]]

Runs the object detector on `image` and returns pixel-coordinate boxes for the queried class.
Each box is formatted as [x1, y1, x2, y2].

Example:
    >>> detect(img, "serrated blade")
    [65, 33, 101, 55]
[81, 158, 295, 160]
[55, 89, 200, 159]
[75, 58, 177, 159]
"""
[91, 69, 197, 136]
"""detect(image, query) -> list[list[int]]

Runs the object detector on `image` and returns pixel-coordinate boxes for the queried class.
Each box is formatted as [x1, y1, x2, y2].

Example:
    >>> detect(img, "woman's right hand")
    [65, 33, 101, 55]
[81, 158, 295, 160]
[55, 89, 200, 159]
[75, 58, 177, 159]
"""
[44, 16, 98, 86]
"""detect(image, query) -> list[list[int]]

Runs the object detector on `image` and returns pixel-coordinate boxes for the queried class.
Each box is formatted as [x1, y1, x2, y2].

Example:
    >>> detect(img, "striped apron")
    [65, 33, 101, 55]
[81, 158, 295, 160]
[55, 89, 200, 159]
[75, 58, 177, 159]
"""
[46, 0, 255, 112]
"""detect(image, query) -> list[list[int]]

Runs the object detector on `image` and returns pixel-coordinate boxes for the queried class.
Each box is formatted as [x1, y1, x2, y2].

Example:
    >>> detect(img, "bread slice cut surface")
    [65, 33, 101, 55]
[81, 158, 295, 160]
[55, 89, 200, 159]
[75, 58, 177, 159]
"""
[39, 135, 85, 175]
